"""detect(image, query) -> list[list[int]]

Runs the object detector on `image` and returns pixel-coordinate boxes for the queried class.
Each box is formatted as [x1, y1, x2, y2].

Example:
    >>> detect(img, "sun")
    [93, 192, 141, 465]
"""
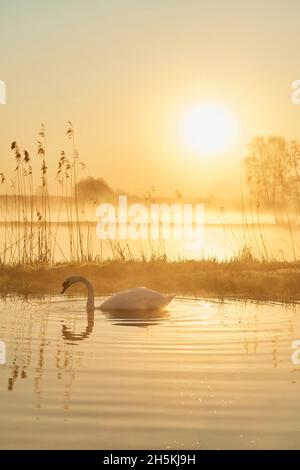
[179, 103, 238, 155]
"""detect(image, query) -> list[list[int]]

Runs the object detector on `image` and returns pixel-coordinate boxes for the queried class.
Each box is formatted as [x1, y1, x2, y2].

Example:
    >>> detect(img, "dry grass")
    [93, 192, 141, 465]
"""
[1, 259, 300, 302]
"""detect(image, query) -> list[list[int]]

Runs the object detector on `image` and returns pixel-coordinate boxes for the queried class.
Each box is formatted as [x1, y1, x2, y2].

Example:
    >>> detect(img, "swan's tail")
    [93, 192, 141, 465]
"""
[164, 294, 175, 307]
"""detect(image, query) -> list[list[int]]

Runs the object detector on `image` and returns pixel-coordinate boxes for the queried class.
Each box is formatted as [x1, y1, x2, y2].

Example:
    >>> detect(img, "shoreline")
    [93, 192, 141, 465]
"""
[1, 260, 300, 302]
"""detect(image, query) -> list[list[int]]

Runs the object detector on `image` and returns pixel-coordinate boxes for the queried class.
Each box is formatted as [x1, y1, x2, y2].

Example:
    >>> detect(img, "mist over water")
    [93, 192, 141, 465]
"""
[0, 205, 299, 262]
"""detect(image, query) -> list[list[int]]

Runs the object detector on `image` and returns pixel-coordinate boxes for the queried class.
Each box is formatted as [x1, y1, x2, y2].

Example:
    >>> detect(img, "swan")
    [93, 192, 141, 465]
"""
[61, 275, 174, 311]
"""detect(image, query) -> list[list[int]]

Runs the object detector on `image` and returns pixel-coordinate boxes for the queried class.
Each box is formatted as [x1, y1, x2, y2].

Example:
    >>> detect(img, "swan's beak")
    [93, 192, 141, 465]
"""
[61, 285, 67, 294]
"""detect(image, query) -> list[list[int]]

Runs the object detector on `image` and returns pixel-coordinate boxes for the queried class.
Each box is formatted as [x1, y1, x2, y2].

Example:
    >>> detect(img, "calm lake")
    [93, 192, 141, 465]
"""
[0, 296, 300, 449]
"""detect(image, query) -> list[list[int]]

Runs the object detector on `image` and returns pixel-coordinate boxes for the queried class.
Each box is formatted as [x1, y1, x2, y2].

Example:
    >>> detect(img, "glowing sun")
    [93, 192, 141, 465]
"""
[179, 103, 238, 155]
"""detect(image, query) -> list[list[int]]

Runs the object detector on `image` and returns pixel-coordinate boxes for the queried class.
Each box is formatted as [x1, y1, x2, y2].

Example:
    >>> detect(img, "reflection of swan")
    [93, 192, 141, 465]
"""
[62, 310, 95, 342]
[61, 276, 174, 312]
[62, 309, 169, 344]
[103, 308, 170, 328]
[62, 305, 169, 345]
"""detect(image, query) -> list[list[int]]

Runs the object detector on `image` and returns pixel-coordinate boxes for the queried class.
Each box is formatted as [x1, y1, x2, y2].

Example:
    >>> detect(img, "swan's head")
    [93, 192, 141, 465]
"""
[61, 276, 82, 294]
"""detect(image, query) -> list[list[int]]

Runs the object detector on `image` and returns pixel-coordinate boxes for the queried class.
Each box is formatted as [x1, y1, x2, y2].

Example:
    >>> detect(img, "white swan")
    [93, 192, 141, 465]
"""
[61, 275, 174, 311]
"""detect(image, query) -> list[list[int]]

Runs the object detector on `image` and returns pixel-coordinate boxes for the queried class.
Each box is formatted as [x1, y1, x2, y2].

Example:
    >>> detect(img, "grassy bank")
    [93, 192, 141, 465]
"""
[1, 259, 300, 302]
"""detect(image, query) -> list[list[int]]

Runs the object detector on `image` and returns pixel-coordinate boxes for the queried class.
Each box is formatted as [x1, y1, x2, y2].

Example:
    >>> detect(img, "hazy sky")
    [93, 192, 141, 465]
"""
[1, 0, 300, 197]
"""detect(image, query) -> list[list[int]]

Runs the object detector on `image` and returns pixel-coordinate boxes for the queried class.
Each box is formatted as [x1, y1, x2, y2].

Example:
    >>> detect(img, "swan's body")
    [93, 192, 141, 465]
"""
[61, 276, 174, 311]
[100, 287, 173, 311]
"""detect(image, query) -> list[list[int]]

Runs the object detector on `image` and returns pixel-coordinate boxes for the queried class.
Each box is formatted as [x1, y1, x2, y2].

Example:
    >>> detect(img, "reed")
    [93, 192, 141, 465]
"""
[0, 131, 300, 266]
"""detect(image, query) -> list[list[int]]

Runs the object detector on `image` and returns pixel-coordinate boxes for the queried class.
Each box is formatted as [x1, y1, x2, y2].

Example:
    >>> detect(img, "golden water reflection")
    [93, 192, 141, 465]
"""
[0, 296, 300, 449]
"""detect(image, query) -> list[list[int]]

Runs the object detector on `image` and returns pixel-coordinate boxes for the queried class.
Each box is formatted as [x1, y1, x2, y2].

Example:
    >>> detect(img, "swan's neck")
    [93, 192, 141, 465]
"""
[79, 277, 95, 310]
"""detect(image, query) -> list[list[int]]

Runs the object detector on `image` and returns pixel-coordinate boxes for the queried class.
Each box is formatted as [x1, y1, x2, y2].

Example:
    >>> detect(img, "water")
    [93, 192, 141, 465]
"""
[1, 207, 300, 263]
[0, 296, 300, 449]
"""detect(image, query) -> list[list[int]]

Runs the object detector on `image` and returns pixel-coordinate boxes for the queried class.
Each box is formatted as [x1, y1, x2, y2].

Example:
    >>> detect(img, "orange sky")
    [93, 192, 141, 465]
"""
[1, 0, 300, 197]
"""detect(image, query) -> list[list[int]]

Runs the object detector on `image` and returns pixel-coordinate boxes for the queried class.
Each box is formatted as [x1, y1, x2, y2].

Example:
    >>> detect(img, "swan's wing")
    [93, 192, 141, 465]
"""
[100, 287, 173, 311]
